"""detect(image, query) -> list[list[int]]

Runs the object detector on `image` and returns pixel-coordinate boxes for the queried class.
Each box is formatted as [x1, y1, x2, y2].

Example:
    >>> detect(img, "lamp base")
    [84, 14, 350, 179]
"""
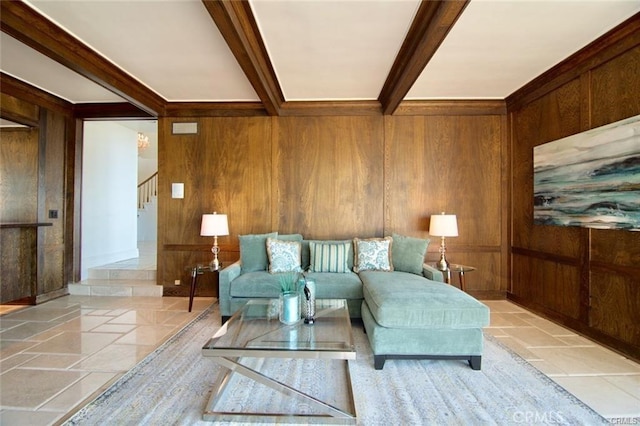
[209, 258, 220, 271]
[435, 255, 449, 272]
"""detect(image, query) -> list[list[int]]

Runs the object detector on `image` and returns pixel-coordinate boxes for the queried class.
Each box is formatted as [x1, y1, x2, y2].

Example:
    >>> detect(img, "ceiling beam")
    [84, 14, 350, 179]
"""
[74, 103, 154, 120]
[202, 0, 284, 116]
[0, 1, 165, 117]
[378, 0, 470, 115]
[165, 102, 267, 117]
[1, 71, 73, 118]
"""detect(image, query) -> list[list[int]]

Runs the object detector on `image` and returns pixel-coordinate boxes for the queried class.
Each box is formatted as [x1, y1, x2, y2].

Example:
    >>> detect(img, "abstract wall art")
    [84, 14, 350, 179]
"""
[533, 114, 640, 231]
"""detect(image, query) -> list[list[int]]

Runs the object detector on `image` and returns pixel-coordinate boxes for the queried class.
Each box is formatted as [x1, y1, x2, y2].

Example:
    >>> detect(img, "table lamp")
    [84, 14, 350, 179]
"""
[200, 212, 229, 271]
[429, 212, 458, 272]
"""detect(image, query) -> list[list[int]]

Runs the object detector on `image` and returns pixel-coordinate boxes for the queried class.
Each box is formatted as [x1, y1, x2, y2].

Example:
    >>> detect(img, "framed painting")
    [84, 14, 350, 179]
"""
[533, 114, 640, 231]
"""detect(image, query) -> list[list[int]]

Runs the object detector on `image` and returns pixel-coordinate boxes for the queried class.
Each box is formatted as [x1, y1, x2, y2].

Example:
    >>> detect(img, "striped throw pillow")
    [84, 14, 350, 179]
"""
[308, 241, 350, 273]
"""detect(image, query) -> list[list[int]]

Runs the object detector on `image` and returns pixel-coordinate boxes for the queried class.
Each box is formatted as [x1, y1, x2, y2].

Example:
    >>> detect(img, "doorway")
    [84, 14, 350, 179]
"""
[80, 120, 157, 280]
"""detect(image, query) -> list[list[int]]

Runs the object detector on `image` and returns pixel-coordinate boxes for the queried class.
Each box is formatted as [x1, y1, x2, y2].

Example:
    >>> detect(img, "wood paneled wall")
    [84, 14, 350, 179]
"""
[507, 20, 640, 361]
[158, 109, 507, 298]
[0, 89, 74, 304]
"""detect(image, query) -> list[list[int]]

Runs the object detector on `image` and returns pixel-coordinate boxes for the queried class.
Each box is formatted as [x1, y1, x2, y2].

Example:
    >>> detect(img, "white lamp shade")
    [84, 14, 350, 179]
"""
[200, 213, 229, 236]
[429, 214, 458, 237]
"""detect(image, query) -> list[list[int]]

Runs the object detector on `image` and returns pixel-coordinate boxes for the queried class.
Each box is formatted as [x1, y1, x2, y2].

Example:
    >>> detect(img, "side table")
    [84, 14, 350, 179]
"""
[188, 264, 217, 312]
[446, 264, 476, 292]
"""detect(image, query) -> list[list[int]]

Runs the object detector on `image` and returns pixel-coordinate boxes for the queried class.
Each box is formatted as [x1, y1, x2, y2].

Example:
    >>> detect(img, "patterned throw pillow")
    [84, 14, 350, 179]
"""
[308, 241, 350, 273]
[353, 237, 394, 272]
[266, 238, 302, 274]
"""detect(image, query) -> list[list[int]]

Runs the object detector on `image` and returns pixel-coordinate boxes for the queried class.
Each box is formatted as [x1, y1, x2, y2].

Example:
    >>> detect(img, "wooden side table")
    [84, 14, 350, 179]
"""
[446, 264, 476, 292]
[188, 264, 217, 312]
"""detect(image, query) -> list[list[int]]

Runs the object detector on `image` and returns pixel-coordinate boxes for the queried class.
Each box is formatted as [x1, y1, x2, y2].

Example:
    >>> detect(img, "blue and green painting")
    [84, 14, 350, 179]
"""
[533, 114, 640, 231]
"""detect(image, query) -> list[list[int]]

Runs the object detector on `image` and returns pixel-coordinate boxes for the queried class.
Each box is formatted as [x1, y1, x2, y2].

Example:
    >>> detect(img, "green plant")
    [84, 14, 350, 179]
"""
[278, 272, 300, 294]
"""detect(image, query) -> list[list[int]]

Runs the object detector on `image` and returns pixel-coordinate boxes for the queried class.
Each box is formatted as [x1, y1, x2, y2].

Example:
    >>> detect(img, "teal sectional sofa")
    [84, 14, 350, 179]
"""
[218, 232, 490, 370]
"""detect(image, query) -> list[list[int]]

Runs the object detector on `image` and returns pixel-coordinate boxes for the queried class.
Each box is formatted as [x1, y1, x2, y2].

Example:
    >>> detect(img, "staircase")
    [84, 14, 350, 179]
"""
[69, 173, 160, 297]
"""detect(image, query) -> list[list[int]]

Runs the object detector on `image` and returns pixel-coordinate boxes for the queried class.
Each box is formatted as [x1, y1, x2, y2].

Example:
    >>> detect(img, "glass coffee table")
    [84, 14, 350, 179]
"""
[202, 298, 356, 424]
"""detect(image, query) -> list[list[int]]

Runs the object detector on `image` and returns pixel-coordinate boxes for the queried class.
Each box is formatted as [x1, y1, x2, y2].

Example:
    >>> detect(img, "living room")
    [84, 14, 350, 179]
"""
[1, 0, 639, 424]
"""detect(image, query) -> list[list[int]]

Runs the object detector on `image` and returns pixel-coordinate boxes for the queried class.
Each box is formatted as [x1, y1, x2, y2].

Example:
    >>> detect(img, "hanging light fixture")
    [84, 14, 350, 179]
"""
[137, 132, 150, 151]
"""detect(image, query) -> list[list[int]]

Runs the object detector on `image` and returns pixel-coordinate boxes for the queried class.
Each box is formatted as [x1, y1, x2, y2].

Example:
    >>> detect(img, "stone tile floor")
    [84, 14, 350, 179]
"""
[483, 300, 640, 421]
[0, 295, 214, 425]
[0, 297, 638, 425]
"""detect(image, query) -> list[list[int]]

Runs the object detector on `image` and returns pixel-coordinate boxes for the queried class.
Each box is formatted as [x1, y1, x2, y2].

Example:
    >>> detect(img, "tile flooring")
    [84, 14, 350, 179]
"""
[0, 295, 214, 425]
[484, 300, 640, 421]
[1, 296, 639, 424]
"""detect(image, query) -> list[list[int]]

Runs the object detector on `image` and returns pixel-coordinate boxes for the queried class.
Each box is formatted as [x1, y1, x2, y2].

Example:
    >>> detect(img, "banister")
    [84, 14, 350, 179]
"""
[138, 172, 158, 209]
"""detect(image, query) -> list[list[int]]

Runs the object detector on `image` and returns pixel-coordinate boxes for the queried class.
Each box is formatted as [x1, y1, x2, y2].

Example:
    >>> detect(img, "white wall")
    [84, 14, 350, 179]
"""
[81, 121, 138, 279]
[137, 196, 157, 241]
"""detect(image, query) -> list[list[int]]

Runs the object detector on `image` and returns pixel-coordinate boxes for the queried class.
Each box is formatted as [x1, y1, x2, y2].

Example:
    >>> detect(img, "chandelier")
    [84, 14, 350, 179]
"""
[137, 132, 150, 151]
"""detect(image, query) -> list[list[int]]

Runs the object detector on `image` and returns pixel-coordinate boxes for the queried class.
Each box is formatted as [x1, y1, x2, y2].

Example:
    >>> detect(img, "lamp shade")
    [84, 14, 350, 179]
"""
[429, 214, 458, 237]
[200, 213, 229, 236]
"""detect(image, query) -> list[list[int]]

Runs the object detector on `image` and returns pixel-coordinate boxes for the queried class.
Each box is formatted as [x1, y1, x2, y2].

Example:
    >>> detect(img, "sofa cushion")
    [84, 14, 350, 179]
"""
[391, 233, 430, 275]
[360, 270, 489, 328]
[308, 241, 351, 273]
[305, 272, 363, 299]
[229, 271, 283, 298]
[239, 232, 277, 273]
[353, 237, 393, 272]
[266, 238, 302, 273]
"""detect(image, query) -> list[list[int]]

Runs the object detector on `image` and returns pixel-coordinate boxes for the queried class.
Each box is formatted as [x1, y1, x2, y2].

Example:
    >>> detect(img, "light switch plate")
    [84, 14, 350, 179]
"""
[171, 183, 184, 199]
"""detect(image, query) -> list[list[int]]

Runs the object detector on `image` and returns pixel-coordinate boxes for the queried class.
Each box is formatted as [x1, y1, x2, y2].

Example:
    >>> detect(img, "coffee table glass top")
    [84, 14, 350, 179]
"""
[203, 298, 355, 356]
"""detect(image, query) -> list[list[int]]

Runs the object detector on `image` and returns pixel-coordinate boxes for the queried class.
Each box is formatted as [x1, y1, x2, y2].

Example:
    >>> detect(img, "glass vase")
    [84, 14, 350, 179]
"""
[279, 291, 300, 325]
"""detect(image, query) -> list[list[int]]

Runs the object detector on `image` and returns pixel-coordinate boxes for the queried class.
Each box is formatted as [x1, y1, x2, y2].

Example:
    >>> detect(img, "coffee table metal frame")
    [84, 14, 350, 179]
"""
[201, 298, 357, 424]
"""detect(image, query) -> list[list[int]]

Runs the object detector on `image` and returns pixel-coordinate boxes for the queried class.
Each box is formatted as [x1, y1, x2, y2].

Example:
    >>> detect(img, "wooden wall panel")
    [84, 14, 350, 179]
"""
[590, 45, 640, 128]
[1, 78, 75, 304]
[385, 115, 505, 296]
[510, 79, 583, 258]
[0, 128, 38, 222]
[511, 254, 581, 319]
[273, 116, 385, 239]
[41, 111, 66, 295]
[158, 117, 272, 289]
[508, 23, 640, 360]
[590, 272, 640, 347]
[0, 228, 37, 303]
[158, 112, 507, 297]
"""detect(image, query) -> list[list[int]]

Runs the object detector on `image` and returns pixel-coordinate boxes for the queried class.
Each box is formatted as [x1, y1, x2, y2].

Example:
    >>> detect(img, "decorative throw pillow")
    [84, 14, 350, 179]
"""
[353, 237, 393, 272]
[391, 233, 429, 275]
[239, 232, 278, 273]
[308, 241, 351, 273]
[266, 238, 302, 274]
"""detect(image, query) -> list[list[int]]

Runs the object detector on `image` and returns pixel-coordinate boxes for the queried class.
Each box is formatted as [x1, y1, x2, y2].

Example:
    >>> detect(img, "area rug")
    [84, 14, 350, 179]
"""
[65, 303, 606, 425]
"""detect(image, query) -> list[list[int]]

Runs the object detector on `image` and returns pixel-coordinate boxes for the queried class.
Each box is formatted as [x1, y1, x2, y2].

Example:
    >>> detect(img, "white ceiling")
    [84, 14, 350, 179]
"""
[1, 0, 639, 106]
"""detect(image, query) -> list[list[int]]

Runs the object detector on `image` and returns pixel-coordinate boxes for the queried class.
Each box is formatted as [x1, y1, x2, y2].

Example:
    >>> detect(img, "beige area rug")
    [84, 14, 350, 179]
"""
[65, 303, 606, 425]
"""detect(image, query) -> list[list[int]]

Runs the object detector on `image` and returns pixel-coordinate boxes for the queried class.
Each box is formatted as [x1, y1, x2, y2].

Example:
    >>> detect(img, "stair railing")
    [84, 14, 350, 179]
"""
[138, 172, 158, 209]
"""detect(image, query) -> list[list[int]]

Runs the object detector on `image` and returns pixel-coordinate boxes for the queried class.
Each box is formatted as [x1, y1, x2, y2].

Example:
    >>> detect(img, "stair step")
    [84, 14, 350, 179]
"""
[88, 268, 156, 281]
[69, 279, 162, 297]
